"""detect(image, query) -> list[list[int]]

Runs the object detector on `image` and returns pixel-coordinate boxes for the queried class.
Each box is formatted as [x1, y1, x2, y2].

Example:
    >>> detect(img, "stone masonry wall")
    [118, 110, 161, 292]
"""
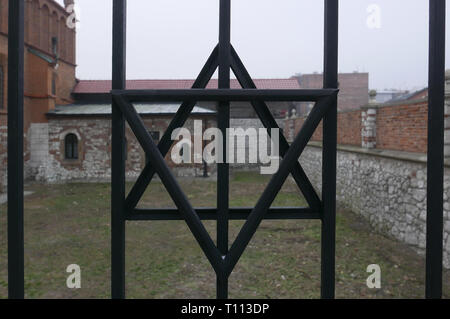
[0, 125, 6, 193]
[299, 145, 450, 269]
[37, 116, 215, 183]
[27, 123, 50, 179]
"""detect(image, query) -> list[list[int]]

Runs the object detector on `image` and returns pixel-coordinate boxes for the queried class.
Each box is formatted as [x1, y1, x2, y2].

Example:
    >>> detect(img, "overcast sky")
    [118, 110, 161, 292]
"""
[56, 0, 450, 91]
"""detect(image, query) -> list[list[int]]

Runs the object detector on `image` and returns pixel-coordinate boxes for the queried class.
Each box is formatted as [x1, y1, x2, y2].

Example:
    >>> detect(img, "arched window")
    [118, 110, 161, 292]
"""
[64, 133, 78, 159]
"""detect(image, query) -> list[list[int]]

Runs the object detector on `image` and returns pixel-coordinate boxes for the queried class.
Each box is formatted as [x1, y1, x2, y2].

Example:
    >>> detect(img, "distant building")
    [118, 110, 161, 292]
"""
[73, 78, 301, 119]
[0, 0, 76, 192]
[374, 90, 410, 104]
[293, 72, 369, 114]
[44, 103, 216, 181]
[384, 88, 428, 104]
[0, 0, 300, 190]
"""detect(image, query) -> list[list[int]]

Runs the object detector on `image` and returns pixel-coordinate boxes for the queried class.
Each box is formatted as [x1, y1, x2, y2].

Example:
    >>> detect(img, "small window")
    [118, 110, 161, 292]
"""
[52, 37, 58, 56]
[51, 73, 56, 96]
[65, 133, 78, 159]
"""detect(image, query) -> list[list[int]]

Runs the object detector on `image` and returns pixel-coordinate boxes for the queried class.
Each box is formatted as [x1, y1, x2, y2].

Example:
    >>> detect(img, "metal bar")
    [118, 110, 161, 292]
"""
[7, 0, 25, 300]
[426, 0, 445, 299]
[124, 46, 219, 211]
[114, 95, 224, 273]
[224, 95, 336, 276]
[217, 0, 231, 299]
[230, 47, 322, 211]
[111, 0, 127, 299]
[321, 0, 338, 299]
[127, 207, 320, 221]
[112, 89, 338, 102]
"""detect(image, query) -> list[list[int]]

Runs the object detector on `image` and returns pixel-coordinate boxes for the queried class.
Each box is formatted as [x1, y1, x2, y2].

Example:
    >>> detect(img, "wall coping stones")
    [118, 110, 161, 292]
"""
[305, 141, 450, 167]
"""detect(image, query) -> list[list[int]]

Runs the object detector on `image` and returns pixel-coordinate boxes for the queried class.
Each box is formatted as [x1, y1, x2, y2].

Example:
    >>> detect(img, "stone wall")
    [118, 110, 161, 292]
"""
[0, 124, 6, 193]
[27, 123, 50, 178]
[35, 115, 215, 183]
[299, 144, 450, 269]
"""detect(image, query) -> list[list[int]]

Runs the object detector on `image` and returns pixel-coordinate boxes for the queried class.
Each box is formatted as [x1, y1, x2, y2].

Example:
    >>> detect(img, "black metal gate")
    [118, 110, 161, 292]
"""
[6, 0, 447, 299]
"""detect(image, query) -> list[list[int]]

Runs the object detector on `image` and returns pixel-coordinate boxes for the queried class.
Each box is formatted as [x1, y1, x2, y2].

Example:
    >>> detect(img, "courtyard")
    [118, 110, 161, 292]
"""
[0, 172, 449, 299]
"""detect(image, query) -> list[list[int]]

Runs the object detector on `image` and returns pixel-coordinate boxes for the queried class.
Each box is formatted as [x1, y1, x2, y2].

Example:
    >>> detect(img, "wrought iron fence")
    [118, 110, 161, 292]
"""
[5, 0, 446, 299]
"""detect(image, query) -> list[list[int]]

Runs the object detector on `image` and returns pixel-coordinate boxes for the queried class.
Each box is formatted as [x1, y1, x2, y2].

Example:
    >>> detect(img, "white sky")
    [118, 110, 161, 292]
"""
[56, 0, 450, 91]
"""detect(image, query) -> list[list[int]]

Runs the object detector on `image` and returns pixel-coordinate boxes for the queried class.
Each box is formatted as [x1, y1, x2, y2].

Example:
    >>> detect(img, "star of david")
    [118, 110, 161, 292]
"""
[111, 42, 337, 277]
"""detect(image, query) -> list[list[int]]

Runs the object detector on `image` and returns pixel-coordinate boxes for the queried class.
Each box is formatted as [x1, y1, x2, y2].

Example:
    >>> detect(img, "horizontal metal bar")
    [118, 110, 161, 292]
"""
[111, 89, 339, 102]
[127, 207, 320, 221]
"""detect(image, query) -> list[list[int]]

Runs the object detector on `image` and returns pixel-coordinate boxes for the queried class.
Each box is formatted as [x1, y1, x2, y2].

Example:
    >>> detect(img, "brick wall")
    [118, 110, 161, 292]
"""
[0, 0, 76, 65]
[289, 109, 362, 147]
[337, 111, 362, 146]
[288, 99, 428, 154]
[376, 100, 428, 153]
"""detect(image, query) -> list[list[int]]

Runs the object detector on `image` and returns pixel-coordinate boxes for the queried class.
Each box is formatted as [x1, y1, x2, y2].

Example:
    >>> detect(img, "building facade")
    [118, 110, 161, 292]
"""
[294, 72, 369, 115]
[72, 78, 302, 119]
[0, 1, 373, 192]
[0, 0, 76, 192]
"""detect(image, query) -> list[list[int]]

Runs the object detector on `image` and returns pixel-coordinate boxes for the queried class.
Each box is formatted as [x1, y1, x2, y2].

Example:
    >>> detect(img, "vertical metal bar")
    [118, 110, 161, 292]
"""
[8, 0, 25, 300]
[217, 0, 231, 299]
[111, 0, 127, 299]
[321, 0, 338, 299]
[426, 0, 445, 299]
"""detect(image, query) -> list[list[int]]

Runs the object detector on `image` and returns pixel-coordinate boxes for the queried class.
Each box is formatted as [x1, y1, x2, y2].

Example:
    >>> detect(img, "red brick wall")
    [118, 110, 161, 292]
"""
[376, 101, 428, 153]
[290, 100, 429, 154]
[1, 0, 76, 65]
[293, 109, 361, 146]
[337, 111, 362, 145]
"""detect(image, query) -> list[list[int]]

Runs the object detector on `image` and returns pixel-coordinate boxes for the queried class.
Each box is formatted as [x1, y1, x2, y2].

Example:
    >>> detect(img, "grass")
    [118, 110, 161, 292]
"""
[0, 171, 449, 299]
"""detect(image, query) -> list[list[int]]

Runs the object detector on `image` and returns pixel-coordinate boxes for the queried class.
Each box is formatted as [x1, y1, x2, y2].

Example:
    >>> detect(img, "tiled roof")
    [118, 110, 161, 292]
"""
[48, 103, 215, 116]
[73, 78, 301, 94]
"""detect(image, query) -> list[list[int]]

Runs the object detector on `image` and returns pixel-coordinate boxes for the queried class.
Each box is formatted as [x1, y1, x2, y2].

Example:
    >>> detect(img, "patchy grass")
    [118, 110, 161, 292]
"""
[0, 171, 448, 299]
